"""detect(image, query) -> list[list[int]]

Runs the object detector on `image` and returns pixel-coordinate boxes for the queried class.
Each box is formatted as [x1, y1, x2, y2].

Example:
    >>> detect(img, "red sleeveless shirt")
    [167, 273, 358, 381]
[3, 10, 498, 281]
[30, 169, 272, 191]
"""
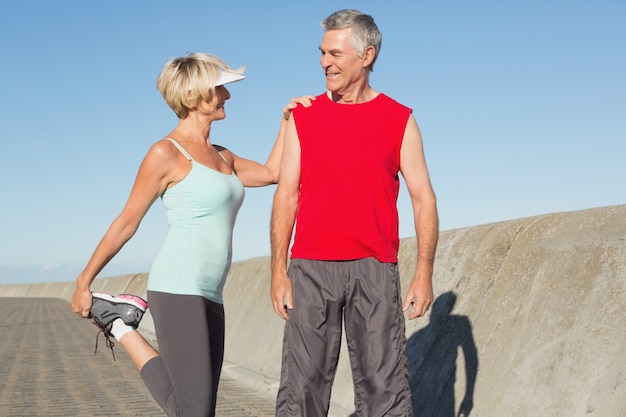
[290, 93, 412, 263]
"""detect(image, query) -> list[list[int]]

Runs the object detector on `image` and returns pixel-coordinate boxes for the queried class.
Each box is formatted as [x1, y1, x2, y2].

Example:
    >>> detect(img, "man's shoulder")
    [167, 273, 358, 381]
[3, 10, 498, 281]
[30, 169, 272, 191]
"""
[294, 92, 328, 115]
[377, 93, 412, 112]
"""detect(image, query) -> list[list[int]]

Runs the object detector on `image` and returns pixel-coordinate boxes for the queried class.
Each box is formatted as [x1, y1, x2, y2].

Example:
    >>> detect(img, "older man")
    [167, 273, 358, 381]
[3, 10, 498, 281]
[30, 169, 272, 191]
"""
[270, 9, 439, 416]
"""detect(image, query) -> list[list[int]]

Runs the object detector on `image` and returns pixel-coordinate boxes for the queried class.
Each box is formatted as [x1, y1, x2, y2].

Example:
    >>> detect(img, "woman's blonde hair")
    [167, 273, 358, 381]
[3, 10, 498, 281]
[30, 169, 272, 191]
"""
[156, 52, 245, 119]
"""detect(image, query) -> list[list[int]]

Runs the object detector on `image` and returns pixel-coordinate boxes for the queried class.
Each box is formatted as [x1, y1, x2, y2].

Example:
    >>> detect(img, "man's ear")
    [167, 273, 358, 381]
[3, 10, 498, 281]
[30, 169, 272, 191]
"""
[362, 45, 376, 68]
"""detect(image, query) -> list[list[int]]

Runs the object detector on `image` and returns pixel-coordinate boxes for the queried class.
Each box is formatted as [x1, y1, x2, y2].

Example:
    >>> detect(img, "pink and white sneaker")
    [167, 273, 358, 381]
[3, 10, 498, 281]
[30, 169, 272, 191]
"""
[89, 292, 148, 359]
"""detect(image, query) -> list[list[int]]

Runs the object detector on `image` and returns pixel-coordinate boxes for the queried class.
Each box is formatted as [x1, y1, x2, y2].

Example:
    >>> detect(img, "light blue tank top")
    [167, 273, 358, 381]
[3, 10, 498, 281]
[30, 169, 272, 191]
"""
[148, 138, 245, 303]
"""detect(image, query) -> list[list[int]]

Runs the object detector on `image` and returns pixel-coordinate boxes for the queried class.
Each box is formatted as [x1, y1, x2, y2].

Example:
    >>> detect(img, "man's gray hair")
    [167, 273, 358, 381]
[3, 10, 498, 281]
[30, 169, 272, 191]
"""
[321, 9, 382, 71]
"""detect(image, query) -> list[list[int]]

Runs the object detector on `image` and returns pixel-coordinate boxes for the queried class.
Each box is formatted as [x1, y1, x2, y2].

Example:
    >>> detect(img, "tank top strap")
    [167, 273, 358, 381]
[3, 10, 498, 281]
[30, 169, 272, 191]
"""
[217, 150, 228, 164]
[165, 138, 193, 161]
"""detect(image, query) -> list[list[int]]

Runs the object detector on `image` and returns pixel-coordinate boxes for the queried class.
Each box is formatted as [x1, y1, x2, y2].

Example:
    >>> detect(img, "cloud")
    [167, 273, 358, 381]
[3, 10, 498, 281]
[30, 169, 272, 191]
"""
[39, 263, 65, 273]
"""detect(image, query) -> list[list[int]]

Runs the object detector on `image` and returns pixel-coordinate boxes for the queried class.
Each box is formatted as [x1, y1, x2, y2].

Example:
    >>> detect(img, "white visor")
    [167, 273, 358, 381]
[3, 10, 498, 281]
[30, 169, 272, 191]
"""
[216, 70, 246, 86]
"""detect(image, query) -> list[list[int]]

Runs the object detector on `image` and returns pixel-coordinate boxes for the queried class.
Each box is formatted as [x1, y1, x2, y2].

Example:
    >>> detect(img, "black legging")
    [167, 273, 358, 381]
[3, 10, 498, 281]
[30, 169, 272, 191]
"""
[140, 291, 225, 417]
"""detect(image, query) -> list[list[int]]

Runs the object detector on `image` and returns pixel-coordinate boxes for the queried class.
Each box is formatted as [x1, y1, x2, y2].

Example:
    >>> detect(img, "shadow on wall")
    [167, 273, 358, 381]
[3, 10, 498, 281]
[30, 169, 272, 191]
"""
[408, 291, 478, 417]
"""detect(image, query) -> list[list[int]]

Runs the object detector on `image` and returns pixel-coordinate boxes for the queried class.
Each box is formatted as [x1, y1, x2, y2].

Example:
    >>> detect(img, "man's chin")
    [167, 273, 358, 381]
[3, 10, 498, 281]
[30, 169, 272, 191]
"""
[325, 82, 339, 94]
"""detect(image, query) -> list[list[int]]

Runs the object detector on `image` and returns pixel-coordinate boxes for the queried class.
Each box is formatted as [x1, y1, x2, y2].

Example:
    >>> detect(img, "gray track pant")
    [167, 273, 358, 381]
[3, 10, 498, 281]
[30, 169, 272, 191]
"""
[276, 258, 413, 417]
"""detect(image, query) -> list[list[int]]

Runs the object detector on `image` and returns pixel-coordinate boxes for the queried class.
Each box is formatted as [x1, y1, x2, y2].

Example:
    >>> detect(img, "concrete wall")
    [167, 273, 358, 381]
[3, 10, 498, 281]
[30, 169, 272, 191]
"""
[2, 204, 625, 416]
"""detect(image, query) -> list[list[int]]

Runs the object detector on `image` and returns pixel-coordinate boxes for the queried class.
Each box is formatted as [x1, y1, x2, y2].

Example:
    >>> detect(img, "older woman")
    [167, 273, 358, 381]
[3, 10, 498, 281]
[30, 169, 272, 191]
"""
[71, 52, 312, 417]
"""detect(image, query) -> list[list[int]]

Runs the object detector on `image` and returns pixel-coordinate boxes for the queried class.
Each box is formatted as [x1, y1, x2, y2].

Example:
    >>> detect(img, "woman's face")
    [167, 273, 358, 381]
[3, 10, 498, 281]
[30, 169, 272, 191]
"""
[198, 85, 231, 120]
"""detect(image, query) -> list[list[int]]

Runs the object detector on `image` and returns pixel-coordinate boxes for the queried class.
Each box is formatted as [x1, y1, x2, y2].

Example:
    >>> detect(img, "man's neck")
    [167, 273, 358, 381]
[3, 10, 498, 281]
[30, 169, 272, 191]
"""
[329, 85, 378, 105]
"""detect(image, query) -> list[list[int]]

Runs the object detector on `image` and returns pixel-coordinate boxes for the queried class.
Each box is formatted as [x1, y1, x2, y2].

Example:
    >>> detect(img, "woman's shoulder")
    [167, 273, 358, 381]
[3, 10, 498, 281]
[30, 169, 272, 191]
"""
[152, 138, 185, 155]
[140, 138, 184, 166]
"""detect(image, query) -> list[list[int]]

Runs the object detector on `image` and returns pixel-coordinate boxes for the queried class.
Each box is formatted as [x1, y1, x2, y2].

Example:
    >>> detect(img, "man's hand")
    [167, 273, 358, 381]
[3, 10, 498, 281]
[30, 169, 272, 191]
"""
[402, 273, 433, 320]
[271, 271, 294, 320]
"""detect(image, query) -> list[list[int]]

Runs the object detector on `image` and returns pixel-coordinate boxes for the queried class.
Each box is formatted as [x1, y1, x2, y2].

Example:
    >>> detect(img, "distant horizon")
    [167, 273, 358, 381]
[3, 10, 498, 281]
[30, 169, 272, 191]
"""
[2, 202, 622, 286]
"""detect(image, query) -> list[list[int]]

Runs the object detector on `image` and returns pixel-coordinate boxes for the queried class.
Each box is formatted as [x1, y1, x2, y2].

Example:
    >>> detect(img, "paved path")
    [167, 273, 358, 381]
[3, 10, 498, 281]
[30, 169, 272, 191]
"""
[0, 298, 275, 417]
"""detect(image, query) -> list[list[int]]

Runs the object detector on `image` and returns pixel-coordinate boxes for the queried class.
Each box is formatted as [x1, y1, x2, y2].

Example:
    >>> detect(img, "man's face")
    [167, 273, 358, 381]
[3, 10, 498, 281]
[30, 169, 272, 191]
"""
[319, 28, 367, 94]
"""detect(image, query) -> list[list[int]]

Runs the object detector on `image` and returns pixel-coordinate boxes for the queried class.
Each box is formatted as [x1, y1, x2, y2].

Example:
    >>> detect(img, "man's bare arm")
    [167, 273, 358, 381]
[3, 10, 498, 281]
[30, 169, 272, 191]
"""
[270, 115, 301, 320]
[399, 115, 439, 319]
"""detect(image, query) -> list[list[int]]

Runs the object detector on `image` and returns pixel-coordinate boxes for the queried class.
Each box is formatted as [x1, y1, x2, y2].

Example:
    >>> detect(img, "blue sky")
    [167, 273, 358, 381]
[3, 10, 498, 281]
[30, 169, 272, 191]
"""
[1, 1, 624, 284]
